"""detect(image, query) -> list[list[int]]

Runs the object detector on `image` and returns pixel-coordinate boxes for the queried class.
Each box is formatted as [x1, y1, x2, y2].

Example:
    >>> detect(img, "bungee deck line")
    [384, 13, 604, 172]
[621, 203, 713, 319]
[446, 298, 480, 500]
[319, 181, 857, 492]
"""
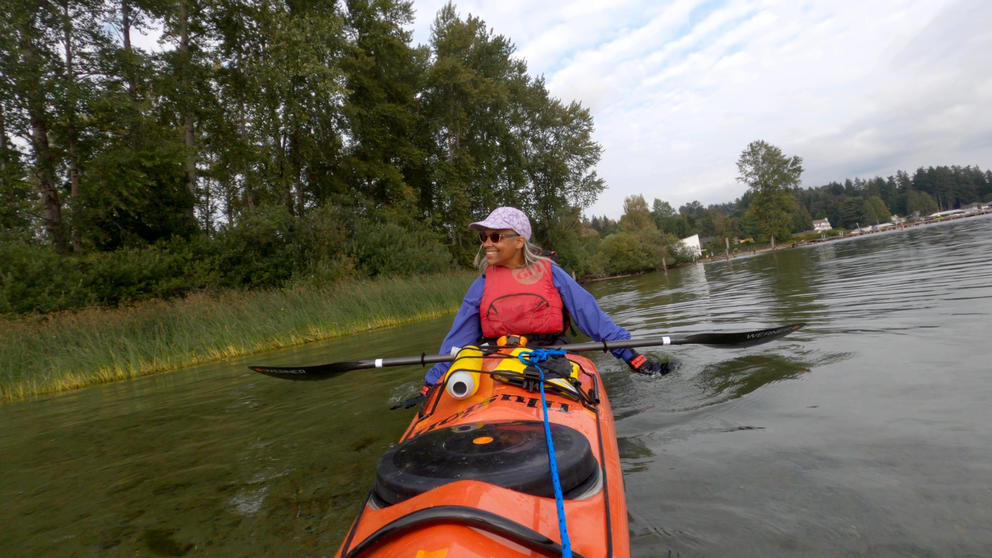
[518, 348, 573, 558]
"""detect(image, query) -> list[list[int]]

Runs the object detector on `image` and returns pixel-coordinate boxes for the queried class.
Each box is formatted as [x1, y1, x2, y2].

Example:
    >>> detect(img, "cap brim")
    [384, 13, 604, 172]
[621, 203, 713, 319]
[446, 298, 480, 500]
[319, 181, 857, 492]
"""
[468, 219, 500, 230]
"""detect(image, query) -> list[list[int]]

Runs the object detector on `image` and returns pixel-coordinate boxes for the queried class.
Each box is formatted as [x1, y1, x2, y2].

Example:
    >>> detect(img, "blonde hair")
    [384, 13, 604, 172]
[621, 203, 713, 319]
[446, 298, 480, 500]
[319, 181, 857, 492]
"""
[475, 240, 551, 275]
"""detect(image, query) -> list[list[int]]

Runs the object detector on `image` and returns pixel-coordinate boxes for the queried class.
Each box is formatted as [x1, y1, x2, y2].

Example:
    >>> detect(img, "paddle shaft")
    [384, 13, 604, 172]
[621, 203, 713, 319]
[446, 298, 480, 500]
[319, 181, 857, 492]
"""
[249, 323, 804, 380]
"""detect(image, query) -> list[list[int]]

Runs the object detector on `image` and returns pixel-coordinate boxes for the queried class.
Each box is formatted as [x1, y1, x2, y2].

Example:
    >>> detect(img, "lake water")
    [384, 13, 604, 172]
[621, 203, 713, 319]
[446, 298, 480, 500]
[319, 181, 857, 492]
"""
[2, 214, 991, 557]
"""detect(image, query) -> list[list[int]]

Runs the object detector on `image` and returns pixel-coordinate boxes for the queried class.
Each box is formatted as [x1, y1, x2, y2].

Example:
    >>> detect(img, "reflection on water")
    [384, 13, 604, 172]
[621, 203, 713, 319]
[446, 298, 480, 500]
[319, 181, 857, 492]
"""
[617, 436, 654, 475]
[2, 216, 992, 556]
[698, 353, 811, 401]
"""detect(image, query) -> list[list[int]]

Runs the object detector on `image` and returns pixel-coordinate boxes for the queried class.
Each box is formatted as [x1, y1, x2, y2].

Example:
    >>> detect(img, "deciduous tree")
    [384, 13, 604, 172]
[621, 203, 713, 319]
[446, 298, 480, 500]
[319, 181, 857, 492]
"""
[2, 0, 66, 251]
[736, 140, 802, 247]
[422, 2, 530, 253]
[340, 0, 425, 216]
[906, 189, 938, 217]
[0, 102, 33, 238]
[523, 85, 604, 249]
[864, 195, 890, 224]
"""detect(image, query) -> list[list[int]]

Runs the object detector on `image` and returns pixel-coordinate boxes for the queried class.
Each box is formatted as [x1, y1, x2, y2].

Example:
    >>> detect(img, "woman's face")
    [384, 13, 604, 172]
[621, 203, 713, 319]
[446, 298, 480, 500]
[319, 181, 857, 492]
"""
[480, 228, 525, 268]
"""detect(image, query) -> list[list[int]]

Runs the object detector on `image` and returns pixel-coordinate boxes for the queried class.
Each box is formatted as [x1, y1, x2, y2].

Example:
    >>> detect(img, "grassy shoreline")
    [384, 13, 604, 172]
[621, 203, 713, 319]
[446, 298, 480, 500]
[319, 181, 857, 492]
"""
[0, 272, 474, 402]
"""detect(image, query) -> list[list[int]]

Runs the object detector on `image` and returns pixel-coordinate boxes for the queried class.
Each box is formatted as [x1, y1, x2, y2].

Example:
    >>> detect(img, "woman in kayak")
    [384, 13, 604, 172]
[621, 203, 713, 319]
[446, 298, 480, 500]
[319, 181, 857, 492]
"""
[406, 207, 667, 405]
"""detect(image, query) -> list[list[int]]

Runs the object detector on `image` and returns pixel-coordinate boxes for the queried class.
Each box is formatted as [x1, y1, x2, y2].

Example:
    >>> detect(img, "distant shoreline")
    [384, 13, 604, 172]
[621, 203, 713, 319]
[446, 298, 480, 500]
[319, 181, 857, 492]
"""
[696, 208, 992, 264]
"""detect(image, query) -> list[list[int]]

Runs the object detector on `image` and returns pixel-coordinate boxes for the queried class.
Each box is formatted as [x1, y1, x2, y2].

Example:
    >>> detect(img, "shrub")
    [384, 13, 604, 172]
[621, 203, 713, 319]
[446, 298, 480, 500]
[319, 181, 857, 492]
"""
[1, 205, 459, 315]
[210, 205, 299, 288]
[348, 218, 453, 277]
[554, 233, 605, 278]
[293, 205, 354, 285]
[0, 241, 86, 313]
[599, 232, 654, 275]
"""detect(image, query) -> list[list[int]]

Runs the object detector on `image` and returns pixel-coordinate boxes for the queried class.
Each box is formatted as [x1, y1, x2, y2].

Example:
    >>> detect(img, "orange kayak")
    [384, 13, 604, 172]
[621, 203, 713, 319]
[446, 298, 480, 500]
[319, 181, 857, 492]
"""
[335, 344, 630, 557]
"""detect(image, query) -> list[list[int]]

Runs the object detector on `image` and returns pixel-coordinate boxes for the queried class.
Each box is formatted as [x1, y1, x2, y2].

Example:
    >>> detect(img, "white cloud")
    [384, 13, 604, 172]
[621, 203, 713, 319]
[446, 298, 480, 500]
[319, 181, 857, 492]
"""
[411, 0, 992, 218]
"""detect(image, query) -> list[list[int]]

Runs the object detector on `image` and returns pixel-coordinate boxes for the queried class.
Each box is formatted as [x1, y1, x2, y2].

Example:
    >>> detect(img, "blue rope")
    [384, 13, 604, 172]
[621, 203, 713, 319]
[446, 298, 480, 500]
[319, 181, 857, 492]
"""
[518, 348, 572, 558]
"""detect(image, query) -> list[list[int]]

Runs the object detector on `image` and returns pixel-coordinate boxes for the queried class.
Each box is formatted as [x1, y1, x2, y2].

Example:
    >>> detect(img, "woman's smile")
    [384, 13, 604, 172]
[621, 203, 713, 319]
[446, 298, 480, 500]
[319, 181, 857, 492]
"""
[482, 229, 524, 268]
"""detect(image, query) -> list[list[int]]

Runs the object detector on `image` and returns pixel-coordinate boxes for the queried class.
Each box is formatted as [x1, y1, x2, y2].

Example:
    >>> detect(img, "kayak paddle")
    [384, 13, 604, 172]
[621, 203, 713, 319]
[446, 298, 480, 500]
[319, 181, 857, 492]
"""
[248, 323, 804, 381]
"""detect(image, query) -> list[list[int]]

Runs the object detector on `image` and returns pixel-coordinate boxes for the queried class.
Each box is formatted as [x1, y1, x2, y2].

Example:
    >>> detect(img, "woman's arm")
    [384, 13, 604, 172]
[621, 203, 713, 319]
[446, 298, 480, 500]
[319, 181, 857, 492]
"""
[424, 276, 486, 384]
[551, 265, 638, 362]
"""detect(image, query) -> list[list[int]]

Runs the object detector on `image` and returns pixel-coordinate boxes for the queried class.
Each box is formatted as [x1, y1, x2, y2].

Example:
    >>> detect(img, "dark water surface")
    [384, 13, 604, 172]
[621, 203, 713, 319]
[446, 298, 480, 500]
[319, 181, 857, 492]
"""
[2, 215, 991, 557]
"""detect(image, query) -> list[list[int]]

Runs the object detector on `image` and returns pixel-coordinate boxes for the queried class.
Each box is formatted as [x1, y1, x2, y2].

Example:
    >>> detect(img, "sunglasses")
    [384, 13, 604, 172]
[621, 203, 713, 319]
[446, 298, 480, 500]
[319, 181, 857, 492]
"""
[479, 231, 520, 243]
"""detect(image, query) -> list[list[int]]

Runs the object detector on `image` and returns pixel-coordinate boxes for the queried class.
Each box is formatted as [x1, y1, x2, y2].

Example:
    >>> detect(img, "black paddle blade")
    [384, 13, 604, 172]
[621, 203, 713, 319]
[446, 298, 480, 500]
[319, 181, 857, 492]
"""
[679, 323, 805, 347]
[248, 361, 369, 380]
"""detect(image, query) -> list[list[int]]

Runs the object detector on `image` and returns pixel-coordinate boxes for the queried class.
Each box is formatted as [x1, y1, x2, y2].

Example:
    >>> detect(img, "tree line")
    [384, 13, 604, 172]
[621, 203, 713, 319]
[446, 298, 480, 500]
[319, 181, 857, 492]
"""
[588, 158, 992, 259]
[2, 0, 613, 313]
[3, 3, 990, 315]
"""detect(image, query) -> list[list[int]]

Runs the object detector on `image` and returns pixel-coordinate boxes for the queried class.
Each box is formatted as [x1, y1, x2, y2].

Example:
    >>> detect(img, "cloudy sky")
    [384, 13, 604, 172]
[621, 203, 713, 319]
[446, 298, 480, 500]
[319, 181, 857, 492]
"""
[408, 0, 992, 218]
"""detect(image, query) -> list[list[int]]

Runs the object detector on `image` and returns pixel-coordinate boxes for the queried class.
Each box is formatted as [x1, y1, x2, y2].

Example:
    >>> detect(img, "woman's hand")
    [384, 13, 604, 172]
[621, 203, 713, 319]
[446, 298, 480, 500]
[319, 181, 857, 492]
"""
[390, 383, 433, 410]
[627, 352, 671, 376]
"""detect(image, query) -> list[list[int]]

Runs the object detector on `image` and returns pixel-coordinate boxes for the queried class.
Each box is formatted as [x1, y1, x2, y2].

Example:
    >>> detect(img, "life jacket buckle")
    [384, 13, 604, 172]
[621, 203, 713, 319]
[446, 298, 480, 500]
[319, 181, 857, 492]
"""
[497, 334, 528, 348]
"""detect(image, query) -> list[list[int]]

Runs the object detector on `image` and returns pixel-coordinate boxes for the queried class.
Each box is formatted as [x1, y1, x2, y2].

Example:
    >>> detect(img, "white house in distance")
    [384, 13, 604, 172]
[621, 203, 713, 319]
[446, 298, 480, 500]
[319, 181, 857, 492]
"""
[813, 218, 832, 233]
[680, 234, 702, 259]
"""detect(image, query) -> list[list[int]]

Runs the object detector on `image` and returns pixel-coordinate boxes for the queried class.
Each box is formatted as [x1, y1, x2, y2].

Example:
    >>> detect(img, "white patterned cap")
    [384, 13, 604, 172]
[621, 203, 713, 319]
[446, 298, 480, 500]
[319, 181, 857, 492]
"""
[468, 207, 532, 241]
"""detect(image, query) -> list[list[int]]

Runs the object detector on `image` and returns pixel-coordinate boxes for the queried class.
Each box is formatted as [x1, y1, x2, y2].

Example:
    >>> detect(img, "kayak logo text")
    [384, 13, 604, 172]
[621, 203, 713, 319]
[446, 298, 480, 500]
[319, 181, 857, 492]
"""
[419, 393, 572, 434]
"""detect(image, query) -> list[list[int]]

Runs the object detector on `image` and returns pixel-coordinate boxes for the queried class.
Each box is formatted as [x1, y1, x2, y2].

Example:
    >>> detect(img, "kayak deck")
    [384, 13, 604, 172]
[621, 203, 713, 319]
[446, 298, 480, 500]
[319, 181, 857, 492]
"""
[336, 347, 630, 557]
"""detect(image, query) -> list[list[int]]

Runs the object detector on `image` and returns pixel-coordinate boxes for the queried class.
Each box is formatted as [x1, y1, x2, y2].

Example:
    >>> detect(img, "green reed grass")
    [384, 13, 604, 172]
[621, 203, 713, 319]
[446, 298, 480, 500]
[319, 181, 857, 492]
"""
[0, 272, 475, 401]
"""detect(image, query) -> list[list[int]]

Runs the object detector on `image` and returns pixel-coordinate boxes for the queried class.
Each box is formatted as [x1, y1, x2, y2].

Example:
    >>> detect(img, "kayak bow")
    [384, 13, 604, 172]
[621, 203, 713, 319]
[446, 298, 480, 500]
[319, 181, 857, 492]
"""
[335, 344, 629, 558]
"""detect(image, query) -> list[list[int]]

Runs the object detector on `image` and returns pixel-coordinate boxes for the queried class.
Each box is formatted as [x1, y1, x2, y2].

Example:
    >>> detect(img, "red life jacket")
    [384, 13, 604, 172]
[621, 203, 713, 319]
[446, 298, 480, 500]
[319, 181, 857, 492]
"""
[479, 260, 565, 339]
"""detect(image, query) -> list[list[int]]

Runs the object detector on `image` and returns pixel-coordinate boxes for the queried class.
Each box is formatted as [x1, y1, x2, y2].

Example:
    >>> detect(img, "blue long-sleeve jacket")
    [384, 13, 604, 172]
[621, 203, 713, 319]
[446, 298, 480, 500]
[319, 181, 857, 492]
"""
[424, 264, 637, 384]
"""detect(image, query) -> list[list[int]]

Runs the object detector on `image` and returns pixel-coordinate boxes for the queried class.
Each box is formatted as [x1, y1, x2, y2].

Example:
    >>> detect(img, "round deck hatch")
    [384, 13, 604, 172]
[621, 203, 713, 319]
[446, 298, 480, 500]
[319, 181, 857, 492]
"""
[373, 420, 598, 505]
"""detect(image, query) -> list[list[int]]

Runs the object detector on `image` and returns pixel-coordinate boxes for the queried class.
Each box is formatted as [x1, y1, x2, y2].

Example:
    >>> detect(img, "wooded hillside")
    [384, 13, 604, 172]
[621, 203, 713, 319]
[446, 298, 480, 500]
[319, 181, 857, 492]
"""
[3, 2, 990, 315]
